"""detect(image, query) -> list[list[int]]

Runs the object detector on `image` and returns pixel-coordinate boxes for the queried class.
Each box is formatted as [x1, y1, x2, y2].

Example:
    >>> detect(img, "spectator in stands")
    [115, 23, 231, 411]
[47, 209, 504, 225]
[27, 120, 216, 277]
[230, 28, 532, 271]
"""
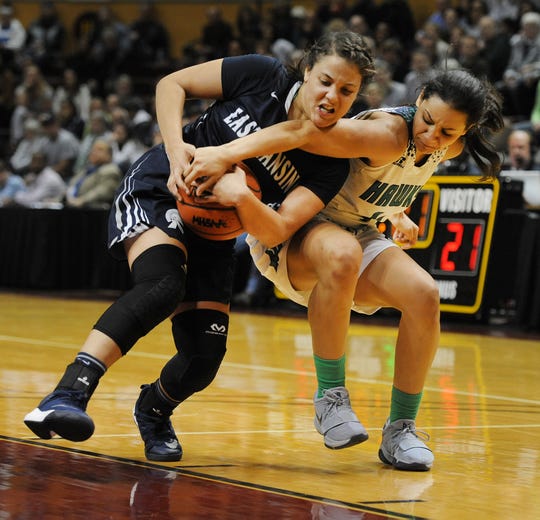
[483, 0, 519, 24]
[24, 0, 66, 77]
[0, 1, 26, 56]
[460, 0, 488, 38]
[442, 7, 466, 46]
[108, 105, 130, 127]
[360, 81, 385, 110]
[348, 0, 378, 31]
[348, 13, 372, 39]
[9, 88, 29, 149]
[67, 7, 100, 82]
[499, 11, 540, 119]
[123, 96, 152, 126]
[127, 1, 170, 70]
[200, 6, 234, 59]
[109, 120, 147, 174]
[415, 21, 459, 70]
[268, 0, 296, 42]
[110, 74, 135, 108]
[376, 0, 416, 49]
[87, 96, 106, 116]
[87, 25, 130, 97]
[372, 20, 393, 51]
[502, 128, 540, 170]
[9, 150, 66, 207]
[57, 97, 85, 139]
[73, 109, 111, 174]
[378, 37, 409, 82]
[478, 15, 512, 83]
[370, 58, 406, 107]
[39, 111, 80, 181]
[455, 33, 490, 78]
[14, 62, 53, 115]
[52, 68, 92, 122]
[94, 3, 131, 56]
[235, 3, 262, 53]
[0, 158, 25, 206]
[0, 52, 16, 157]
[315, 0, 349, 26]
[403, 48, 437, 104]
[289, 5, 322, 49]
[65, 138, 122, 209]
[9, 117, 47, 175]
[425, 0, 452, 34]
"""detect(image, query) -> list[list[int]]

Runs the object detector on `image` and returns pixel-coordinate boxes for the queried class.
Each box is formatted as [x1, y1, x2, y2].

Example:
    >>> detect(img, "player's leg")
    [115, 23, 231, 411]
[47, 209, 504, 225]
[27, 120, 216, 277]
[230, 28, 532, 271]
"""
[133, 235, 235, 461]
[354, 247, 439, 470]
[288, 221, 368, 449]
[24, 228, 187, 442]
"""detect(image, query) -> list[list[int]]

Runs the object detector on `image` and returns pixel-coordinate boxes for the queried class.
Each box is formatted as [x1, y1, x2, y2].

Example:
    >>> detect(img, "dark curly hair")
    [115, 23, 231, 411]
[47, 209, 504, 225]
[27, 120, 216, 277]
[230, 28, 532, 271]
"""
[422, 69, 504, 179]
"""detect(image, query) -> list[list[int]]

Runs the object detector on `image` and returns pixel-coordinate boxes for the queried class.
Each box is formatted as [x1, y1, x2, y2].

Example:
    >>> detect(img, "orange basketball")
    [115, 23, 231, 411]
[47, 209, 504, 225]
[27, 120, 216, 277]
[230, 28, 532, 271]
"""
[176, 163, 262, 240]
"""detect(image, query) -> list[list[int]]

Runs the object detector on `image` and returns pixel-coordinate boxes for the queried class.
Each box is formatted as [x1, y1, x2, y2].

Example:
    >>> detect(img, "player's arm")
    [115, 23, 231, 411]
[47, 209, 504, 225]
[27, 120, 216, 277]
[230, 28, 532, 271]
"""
[185, 116, 402, 194]
[211, 168, 324, 248]
[388, 211, 419, 249]
[156, 59, 224, 198]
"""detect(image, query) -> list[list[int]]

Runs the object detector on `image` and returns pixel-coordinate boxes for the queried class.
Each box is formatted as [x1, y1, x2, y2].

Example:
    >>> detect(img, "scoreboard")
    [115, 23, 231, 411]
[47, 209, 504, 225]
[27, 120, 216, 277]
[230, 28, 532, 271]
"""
[405, 176, 500, 314]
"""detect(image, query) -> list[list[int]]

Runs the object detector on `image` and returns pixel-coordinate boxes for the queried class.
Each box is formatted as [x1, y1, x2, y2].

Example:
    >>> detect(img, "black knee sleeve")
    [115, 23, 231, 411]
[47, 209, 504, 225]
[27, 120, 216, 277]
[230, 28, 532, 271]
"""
[159, 309, 229, 403]
[94, 244, 187, 354]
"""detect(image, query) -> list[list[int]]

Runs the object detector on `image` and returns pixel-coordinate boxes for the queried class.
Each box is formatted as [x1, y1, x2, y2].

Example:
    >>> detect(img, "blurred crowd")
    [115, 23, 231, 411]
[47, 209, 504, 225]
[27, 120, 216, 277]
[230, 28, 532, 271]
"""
[2, 0, 540, 304]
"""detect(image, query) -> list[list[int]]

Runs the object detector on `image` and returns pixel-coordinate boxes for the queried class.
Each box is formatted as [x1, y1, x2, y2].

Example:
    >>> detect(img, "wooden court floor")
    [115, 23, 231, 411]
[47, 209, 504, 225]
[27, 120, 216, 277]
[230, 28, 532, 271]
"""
[0, 291, 539, 519]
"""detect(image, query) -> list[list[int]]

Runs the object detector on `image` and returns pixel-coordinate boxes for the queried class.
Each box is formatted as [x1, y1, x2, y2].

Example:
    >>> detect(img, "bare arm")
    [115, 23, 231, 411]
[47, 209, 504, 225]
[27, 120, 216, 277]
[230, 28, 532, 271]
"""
[185, 115, 404, 194]
[388, 211, 418, 249]
[155, 59, 224, 197]
[184, 120, 318, 194]
[210, 166, 324, 247]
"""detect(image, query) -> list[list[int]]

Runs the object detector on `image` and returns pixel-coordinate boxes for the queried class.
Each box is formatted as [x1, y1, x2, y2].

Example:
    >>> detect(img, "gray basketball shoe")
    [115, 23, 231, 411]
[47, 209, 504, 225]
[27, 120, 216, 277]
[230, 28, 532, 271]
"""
[378, 418, 433, 471]
[314, 387, 369, 449]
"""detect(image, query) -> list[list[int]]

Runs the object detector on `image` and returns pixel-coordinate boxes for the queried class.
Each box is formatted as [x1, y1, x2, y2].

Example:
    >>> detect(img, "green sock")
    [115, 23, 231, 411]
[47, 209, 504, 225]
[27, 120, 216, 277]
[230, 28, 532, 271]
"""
[314, 354, 346, 398]
[389, 386, 423, 422]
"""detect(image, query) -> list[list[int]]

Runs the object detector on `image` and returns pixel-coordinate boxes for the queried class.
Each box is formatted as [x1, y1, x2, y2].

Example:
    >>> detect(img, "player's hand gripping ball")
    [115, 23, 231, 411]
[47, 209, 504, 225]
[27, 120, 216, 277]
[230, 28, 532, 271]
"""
[176, 163, 262, 240]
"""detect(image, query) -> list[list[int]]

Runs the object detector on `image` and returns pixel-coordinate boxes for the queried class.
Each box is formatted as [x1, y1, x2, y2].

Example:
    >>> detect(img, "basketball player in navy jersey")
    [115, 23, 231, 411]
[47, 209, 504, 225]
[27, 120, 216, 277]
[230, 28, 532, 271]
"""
[184, 69, 504, 470]
[24, 31, 375, 462]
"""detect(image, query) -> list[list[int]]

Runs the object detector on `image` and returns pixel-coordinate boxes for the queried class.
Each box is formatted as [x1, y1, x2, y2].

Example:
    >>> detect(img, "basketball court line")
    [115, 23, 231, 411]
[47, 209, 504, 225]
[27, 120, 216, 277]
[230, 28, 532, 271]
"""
[2, 333, 539, 407]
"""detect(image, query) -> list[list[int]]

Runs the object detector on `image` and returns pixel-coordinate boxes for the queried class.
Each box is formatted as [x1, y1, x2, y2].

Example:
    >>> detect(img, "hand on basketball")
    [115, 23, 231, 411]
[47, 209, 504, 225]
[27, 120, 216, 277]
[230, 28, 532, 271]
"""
[166, 142, 196, 199]
[207, 164, 251, 206]
[183, 146, 236, 196]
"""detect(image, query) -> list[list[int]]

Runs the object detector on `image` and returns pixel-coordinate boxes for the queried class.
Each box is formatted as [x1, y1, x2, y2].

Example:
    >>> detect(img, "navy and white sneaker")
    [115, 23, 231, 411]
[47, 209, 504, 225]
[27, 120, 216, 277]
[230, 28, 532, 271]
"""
[133, 385, 182, 462]
[24, 389, 94, 442]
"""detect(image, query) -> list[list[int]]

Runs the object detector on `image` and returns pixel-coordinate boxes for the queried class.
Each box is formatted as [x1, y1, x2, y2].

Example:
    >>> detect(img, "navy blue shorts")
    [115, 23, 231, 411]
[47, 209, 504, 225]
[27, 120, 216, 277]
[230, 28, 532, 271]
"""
[108, 144, 236, 304]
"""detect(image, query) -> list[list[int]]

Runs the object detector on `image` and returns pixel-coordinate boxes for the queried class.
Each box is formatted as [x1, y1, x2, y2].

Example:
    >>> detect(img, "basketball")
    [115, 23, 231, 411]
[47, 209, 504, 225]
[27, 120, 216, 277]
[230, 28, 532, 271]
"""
[176, 163, 262, 240]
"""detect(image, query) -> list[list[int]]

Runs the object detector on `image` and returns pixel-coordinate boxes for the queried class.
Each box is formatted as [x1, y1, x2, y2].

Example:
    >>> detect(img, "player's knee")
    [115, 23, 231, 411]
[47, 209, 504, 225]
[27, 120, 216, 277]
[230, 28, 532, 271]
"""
[169, 309, 229, 393]
[94, 245, 187, 354]
[408, 274, 440, 319]
[321, 241, 362, 285]
[130, 246, 187, 325]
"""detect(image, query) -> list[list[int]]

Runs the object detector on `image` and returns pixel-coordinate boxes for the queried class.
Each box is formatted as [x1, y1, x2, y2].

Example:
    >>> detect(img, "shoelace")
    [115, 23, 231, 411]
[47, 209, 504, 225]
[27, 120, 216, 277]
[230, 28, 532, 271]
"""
[321, 390, 350, 418]
[136, 409, 175, 440]
[398, 422, 431, 442]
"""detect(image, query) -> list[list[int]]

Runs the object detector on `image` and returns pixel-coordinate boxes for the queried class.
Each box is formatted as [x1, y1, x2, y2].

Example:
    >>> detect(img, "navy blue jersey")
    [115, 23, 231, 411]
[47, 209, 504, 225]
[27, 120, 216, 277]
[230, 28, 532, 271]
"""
[108, 55, 349, 302]
[183, 55, 350, 206]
